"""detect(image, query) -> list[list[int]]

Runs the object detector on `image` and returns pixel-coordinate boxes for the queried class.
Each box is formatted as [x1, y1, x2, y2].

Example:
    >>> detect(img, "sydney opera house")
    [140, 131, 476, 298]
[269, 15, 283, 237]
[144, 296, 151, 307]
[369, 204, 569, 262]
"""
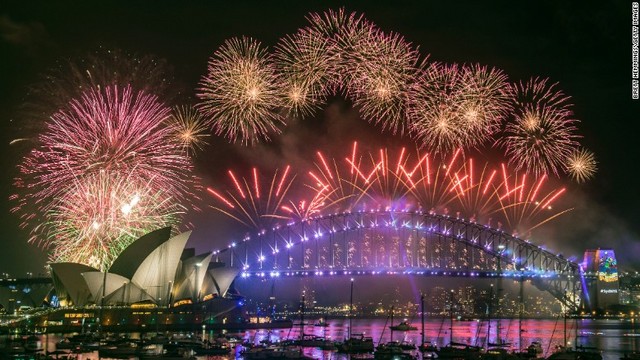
[39, 227, 244, 331]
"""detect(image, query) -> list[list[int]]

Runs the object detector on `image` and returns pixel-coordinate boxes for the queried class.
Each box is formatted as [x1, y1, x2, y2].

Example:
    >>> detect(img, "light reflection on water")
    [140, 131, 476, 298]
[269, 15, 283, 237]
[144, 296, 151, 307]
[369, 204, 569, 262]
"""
[12, 318, 640, 360]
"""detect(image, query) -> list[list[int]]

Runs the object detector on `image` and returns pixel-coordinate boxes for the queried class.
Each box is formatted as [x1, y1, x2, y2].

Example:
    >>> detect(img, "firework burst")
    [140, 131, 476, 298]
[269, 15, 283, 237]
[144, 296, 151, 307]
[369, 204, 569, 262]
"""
[347, 28, 423, 135]
[13, 85, 198, 269]
[208, 141, 572, 238]
[273, 28, 334, 118]
[565, 148, 597, 183]
[457, 64, 513, 147]
[498, 77, 582, 176]
[197, 36, 284, 145]
[167, 105, 212, 154]
[207, 166, 295, 231]
[16, 48, 176, 142]
[408, 63, 469, 154]
[304, 142, 379, 212]
[305, 8, 373, 93]
[494, 167, 571, 236]
[46, 170, 185, 270]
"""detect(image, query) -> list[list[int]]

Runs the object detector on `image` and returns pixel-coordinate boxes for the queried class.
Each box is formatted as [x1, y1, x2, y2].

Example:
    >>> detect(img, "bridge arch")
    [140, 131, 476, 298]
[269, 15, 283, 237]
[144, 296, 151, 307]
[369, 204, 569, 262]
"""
[212, 210, 584, 311]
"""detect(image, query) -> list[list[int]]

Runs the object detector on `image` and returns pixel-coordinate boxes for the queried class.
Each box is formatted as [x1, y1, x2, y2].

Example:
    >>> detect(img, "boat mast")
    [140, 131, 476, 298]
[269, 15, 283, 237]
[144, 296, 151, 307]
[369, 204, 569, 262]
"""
[563, 291, 568, 348]
[349, 278, 354, 339]
[300, 291, 305, 344]
[487, 284, 493, 347]
[519, 273, 524, 352]
[421, 293, 425, 348]
[390, 305, 394, 342]
[449, 289, 454, 345]
[496, 245, 504, 345]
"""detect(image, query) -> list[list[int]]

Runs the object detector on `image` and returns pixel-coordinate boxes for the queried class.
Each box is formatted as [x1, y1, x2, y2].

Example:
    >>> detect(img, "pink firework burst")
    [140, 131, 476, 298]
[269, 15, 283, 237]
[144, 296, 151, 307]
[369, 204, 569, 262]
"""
[13, 85, 198, 268]
[46, 170, 185, 270]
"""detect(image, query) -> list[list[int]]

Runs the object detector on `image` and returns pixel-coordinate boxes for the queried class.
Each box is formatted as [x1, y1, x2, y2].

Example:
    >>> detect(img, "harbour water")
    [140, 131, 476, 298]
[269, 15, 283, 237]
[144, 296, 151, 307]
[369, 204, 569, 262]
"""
[4, 317, 640, 359]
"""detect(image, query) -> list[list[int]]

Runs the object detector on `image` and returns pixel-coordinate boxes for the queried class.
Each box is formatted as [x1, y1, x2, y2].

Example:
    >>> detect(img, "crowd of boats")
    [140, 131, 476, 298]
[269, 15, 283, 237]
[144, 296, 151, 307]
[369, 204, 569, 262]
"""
[0, 332, 234, 359]
[0, 325, 624, 360]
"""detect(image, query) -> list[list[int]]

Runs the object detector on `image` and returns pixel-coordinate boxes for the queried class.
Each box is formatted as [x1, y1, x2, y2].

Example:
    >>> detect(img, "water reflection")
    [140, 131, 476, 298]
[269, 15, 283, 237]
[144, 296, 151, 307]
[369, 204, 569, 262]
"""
[2, 318, 638, 360]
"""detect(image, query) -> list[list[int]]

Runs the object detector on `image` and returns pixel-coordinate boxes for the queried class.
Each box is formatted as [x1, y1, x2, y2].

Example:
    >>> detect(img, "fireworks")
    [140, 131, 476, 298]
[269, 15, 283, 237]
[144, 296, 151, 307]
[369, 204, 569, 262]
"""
[565, 148, 597, 183]
[194, 8, 595, 184]
[13, 8, 599, 269]
[207, 141, 570, 236]
[346, 28, 422, 135]
[206, 166, 294, 230]
[407, 63, 513, 154]
[45, 170, 185, 270]
[13, 85, 197, 269]
[17, 48, 175, 141]
[457, 64, 513, 148]
[273, 28, 334, 118]
[304, 8, 371, 94]
[305, 144, 376, 212]
[167, 105, 212, 154]
[498, 77, 582, 176]
[408, 63, 467, 154]
[197, 36, 284, 145]
[27, 86, 191, 197]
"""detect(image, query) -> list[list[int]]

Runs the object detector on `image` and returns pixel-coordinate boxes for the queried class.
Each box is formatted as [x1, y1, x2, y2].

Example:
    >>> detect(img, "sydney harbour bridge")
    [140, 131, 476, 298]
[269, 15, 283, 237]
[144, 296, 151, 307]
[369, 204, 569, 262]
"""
[210, 209, 585, 312]
[1, 210, 589, 313]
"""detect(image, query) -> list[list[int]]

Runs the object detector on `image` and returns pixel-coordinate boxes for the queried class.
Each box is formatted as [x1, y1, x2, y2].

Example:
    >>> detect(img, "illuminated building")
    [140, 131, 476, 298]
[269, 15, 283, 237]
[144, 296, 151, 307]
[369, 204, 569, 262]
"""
[582, 248, 620, 311]
[49, 227, 240, 308]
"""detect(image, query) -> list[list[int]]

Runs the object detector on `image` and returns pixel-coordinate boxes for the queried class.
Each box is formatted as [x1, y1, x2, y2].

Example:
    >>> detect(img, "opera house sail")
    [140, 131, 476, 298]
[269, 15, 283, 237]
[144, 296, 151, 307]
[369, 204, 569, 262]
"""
[42, 227, 244, 331]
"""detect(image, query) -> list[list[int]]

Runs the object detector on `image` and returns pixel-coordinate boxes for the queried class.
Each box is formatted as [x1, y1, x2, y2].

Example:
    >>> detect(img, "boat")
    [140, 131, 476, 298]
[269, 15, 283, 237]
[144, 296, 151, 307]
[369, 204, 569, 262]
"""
[336, 333, 375, 353]
[192, 342, 232, 355]
[54, 338, 75, 350]
[621, 352, 640, 360]
[314, 317, 329, 327]
[1, 340, 26, 355]
[389, 321, 418, 331]
[98, 341, 140, 359]
[46, 349, 73, 359]
[419, 341, 438, 352]
[297, 334, 336, 350]
[512, 341, 544, 359]
[375, 341, 418, 360]
[420, 341, 439, 359]
[240, 344, 314, 359]
[546, 345, 603, 360]
[23, 335, 43, 353]
[398, 340, 417, 351]
[481, 344, 520, 360]
[435, 341, 483, 360]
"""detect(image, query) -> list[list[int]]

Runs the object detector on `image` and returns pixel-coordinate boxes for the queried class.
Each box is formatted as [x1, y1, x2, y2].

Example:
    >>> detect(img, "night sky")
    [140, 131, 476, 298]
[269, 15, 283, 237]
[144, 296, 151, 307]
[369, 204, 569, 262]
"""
[0, 1, 638, 277]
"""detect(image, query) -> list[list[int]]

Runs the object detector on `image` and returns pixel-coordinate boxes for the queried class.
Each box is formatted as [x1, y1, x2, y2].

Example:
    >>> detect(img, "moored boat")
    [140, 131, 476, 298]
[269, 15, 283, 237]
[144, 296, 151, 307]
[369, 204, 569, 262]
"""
[546, 345, 603, 360]
[389, 321, 418, 332]
[375, 341, 418, 360]
[335, 333, 375, 353]
[435, 341, 483, 360]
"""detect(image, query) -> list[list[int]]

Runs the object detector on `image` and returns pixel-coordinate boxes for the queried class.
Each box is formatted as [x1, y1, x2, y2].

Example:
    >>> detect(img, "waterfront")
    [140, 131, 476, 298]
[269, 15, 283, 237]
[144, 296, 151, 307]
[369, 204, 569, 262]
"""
[3, 317, 639, 360]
